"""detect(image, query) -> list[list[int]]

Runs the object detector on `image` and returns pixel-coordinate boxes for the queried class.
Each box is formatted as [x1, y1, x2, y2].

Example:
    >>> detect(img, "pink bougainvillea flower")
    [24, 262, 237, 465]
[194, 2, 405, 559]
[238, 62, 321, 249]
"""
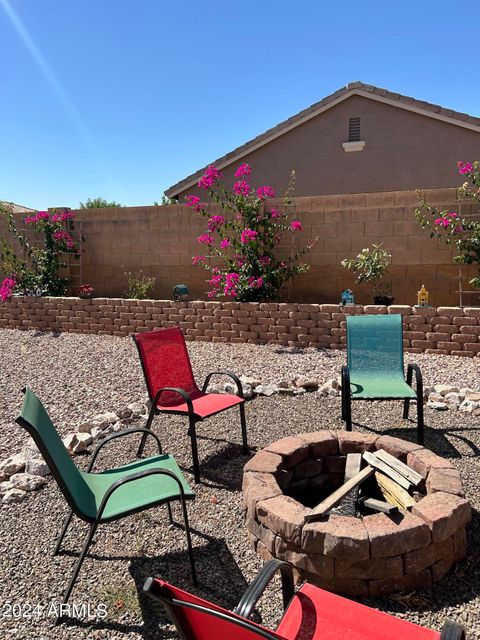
[224, 272, 240, 297]
[220, 238, 231, 248]
[269, 208, 281, 219]
[290, 220, 302, 231]
[0, 276, 16, 302]
[185, 195, 202, 211]
[25, 210, 50, 224]
[240, 228, 258, 244]
[207, 290, 217, 298]
[53, 229, 76, 250]
[256, 185, 275, 200]
[198, 165, 223, 189]
[248, 276, 263, 288]
[207, 215, 225, 231]
[197, 233, 214, 245]
[258, 255, 271, 266]
[234, 179, 251, 196]
[52, 210, 75, 222]
[192, 255, 206, 265]
[234, 163, 252, 178]
[458, 161, 474, 175]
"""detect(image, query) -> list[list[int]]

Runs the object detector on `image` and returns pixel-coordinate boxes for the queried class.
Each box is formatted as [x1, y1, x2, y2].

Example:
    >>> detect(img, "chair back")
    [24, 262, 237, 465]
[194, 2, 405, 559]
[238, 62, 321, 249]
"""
[16, 388, 95, 520]
[347, 314, 405, 374]
[144, 578, 284, 640]
[134, 328, 199, 406]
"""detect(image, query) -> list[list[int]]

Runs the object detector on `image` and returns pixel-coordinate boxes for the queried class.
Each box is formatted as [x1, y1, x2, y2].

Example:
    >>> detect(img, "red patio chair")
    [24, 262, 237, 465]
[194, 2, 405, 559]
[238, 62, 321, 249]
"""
[143, 560, 465, 640]
[134, 327, 248, 483]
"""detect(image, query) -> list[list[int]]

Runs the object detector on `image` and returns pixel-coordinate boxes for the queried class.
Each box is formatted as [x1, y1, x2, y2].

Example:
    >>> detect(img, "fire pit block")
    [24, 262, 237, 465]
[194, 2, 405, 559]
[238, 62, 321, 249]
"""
[243, 431, 470, 598]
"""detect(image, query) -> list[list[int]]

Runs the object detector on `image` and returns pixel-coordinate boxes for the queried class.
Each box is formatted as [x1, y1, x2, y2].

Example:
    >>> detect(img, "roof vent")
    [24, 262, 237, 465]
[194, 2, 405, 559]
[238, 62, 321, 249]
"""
[343, 117, 365, 152]
[348, 117, 361, 142]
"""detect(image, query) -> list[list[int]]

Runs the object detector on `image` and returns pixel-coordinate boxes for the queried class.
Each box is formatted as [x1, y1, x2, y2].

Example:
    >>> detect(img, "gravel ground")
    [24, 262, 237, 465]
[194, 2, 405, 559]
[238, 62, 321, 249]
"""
[1, 329, 480, 639]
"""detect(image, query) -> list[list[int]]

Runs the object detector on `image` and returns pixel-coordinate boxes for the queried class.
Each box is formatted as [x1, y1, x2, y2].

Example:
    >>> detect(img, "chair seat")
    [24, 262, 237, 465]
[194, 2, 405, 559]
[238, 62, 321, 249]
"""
[276, 583, 439, 640]
[349, 372, 417, 399]
[82, 454, 194, 521]
[157, 392, 244, 419]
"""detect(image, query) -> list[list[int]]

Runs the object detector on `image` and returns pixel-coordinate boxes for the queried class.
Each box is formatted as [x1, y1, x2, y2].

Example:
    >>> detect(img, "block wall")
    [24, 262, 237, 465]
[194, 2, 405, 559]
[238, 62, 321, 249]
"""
[1, 297, 480, 357]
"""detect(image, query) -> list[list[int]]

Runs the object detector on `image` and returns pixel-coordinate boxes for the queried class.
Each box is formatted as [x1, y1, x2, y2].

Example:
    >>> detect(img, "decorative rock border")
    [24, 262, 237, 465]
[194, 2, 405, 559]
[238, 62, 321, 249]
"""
[243, 431, 471, 598]
[2, 298, 480, 356]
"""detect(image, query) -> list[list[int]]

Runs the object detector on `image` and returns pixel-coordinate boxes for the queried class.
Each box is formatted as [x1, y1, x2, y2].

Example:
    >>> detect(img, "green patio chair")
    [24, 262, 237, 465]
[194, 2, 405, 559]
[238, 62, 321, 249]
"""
[341, 314, 424, 444]
[16, 388, 197, 624]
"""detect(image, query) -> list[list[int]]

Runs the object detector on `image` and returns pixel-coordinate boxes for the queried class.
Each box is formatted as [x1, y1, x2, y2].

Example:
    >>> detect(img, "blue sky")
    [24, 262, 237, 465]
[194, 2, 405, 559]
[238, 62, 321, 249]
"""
[1, 0, 479, 209]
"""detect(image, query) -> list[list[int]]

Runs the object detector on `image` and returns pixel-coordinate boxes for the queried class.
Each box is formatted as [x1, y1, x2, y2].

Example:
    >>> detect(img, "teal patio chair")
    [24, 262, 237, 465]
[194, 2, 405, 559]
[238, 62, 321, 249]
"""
[341, 314, 424, 444]
[16, 388, 197, 624]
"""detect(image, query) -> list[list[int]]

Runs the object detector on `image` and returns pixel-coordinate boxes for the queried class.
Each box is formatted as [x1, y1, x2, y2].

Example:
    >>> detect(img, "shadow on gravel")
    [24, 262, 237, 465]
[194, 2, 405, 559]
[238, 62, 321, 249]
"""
[185, 440, 254, 491]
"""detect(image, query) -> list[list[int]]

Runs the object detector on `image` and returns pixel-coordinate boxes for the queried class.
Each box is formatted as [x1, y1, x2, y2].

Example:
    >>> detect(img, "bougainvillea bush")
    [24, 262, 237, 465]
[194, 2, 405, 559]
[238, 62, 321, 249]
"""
[0, 203, 82, 300]
[416, 161, 480, 288]
[186, 164, 316, 301]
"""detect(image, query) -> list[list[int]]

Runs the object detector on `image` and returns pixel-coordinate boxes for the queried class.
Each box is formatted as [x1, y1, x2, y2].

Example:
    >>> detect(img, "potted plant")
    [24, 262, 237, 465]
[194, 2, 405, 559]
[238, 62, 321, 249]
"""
[341, 243, 394, 305]
[78, 283, 95, 299]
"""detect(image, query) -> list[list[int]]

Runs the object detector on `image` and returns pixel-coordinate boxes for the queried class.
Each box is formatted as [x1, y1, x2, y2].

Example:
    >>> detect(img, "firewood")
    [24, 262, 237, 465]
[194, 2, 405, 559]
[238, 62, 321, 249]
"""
[357, 497, 398, 514]
[362, 451, 413, 491]
[374, 449, 423, 486]
[331, 453, 362, 517]
[375, 472, 416, 510]
[304, 465, 374, 522]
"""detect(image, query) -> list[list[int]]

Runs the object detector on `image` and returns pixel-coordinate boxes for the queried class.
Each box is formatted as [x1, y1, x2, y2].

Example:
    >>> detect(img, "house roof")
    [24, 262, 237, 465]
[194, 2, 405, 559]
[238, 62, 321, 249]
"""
[0, 201, 36, 214]
[165, 81, 480, 199]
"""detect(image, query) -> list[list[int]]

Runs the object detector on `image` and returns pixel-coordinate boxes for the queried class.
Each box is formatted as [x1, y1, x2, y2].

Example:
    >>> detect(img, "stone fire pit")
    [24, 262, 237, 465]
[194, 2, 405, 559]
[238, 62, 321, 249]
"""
[243, 431, 471, 598]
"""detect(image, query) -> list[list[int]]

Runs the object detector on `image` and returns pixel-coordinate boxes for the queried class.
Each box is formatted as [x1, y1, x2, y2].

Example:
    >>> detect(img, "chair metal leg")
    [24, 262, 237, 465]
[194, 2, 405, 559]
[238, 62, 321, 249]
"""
[53, 510, 74, 556]
[341, 388, 346, 421]
[403, 366, 413, 419]
[188, 416, 201, 484]
[180, 497, 197, 586]
[417, 387, 425, 446]
[345, 394, 352, 431]
[166, 502, 173, 525]
[56, 521, 98, 625]
[137, 406, 158, 457]
[239, 404, 248, 454]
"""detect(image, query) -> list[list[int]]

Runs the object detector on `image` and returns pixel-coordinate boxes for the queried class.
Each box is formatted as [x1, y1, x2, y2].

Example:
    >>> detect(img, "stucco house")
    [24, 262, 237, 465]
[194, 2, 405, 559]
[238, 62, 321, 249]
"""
[165, 81, 480, 200]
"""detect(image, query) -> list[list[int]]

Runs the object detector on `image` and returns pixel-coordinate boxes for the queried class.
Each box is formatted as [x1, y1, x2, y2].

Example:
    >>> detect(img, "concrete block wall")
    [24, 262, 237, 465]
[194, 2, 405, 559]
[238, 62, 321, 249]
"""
[1, 188, 478, 306]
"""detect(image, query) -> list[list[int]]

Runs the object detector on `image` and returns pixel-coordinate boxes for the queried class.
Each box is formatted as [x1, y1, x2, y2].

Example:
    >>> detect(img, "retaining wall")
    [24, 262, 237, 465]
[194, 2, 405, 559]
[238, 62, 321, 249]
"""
[2, 297, 480, 356]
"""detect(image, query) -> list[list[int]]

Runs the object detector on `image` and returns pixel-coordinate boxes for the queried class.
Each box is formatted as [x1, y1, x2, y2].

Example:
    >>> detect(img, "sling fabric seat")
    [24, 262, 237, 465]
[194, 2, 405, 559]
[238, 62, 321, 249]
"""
[134, 327, 248, 483]
[341, 314, 424, 444]
[16, 388, 197, 624]
[144, 560, 464, 640]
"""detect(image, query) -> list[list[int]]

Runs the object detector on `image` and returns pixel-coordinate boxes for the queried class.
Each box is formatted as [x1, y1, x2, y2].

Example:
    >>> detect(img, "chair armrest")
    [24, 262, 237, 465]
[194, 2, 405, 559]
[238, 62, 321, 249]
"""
[341, 365, 350, 394]
[152, 387, 195, 416]
[233, 560, 294, 620]
[406, 363, 423, 394]
[202, 371, 244, 398]
[95, 467, 188, 521]
[440, 619, 465, 639]
[87, 428, 163, 472]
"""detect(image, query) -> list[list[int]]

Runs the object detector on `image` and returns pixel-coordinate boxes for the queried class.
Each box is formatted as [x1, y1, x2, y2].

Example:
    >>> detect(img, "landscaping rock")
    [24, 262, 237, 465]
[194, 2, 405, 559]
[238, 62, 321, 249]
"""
[128, 402, 146, 417]
[459, 399, 480, 413]
[116, 406, 134, 420]
[71, 432, 93, 454]
[433, 384, 459, 396]
[293, 387, 306, 395]
[254, 384, 278, 397]
[294, 377, 319, 390]
[0, 481, 14, 496]
[25, 459, 50, 477]
[2, 488, 27, 503]
[465, 391, 480, 402]
[427, 401, 449, 411]
[77, 422, 95, 434]
[9, 473, 46, 492]
[0, 453, 26, 477]
[240, 375, 262, 389]
[62, 433, 78, 452]
[205, 382, 225, 394]
[20, 437, 41, 460]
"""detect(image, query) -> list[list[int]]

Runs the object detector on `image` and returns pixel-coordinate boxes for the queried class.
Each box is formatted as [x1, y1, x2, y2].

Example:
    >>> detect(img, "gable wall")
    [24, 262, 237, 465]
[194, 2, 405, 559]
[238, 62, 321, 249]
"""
[175, 96, 480, 199]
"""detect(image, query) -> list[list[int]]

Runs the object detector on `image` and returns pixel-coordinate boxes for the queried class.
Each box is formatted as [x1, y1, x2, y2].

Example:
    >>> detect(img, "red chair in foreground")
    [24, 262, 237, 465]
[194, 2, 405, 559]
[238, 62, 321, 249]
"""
[143, 560, 465, 640]
[134, 327, 248, 483]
